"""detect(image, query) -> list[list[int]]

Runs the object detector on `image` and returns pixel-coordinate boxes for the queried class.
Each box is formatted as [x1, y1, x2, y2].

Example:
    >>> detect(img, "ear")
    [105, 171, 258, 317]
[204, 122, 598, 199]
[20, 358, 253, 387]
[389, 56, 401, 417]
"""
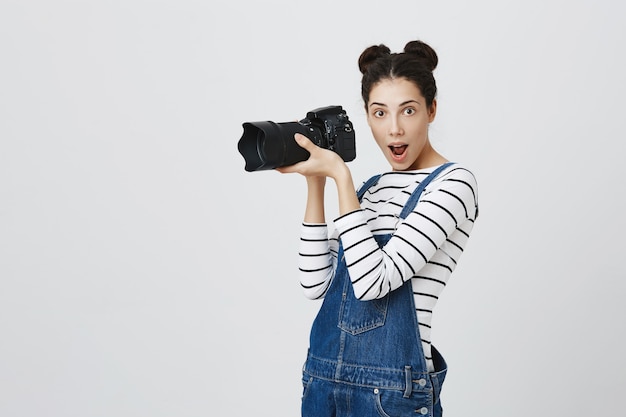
[428, 99, 437, 123]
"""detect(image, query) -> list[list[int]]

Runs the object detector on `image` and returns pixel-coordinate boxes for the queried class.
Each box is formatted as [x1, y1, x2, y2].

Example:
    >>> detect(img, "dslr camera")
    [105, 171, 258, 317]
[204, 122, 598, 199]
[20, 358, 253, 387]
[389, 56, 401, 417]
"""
[237, 105, 356, 172]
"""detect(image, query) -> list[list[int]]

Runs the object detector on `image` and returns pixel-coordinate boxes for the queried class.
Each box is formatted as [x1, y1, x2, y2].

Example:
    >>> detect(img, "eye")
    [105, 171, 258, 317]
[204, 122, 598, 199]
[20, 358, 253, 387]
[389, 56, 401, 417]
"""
[403, 107, 416, 116]
[373, 109, 385, 118]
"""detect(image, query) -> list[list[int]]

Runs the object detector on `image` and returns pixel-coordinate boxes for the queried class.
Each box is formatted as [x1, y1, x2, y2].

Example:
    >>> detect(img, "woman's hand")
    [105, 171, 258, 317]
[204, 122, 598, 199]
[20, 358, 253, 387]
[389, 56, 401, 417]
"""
[277, 133, 360, 216]
[276, 134, 347, 180]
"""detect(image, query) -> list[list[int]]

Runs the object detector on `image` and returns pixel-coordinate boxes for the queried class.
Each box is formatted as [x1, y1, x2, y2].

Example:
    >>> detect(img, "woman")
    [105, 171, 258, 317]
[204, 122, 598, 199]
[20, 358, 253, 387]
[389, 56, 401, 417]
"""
[278, 40, 479, 417]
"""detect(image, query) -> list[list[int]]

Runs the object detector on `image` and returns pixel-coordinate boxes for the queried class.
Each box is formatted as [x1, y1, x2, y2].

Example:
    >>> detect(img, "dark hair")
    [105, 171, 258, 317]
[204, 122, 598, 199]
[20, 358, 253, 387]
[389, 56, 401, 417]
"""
[358, 40, 438, 110]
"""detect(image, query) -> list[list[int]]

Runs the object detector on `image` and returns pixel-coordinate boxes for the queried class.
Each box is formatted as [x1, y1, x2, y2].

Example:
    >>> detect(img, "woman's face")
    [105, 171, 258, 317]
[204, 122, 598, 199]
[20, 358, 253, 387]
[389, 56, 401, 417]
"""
[366, 77, 437, 171]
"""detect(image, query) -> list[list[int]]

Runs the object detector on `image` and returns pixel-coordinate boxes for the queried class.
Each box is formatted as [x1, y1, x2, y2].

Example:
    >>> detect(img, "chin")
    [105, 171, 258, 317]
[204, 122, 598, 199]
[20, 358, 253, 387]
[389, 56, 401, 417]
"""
[389, 163, 410, 172]
[387, 159, 415, 172]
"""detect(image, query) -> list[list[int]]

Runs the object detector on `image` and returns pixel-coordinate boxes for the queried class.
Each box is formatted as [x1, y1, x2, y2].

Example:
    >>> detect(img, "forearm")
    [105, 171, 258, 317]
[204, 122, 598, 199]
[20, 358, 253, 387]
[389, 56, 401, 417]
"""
[303, 176, 326, 223]
[332, 163, 360, 216]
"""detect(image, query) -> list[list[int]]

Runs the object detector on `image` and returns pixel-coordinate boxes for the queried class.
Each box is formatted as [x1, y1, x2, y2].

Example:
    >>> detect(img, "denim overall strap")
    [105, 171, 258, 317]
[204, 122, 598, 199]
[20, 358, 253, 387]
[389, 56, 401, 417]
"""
[399, 162, 455, 219]
[356, 174, 382, 201]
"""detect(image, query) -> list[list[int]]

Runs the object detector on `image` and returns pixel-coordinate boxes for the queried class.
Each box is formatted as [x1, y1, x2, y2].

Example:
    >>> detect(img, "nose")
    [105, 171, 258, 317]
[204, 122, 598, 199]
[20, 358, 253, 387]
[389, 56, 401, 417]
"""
[389, 116, 404, 136]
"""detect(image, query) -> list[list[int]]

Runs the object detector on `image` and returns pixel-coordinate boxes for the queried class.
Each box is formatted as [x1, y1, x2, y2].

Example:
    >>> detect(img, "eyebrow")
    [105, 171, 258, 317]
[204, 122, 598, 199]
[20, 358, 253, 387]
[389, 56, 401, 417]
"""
[369, 99, 421, 107]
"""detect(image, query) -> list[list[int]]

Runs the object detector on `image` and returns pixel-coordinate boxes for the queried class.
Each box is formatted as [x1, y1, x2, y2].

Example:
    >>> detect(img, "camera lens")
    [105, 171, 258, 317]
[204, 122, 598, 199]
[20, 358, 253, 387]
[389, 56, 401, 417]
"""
[256, 130, 267, 161]
[238, 121, 311, 172]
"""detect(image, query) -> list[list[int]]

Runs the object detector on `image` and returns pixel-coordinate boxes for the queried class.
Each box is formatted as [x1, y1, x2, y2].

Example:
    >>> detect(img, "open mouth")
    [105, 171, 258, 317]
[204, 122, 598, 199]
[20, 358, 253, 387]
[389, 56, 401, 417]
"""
[389, 144, 408, 156]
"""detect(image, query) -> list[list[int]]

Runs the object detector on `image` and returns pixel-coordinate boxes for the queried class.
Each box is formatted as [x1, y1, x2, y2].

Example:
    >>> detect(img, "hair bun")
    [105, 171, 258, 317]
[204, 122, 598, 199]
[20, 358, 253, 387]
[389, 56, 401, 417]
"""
[403, 40, 438, 72]
[358, 44, 391, 74]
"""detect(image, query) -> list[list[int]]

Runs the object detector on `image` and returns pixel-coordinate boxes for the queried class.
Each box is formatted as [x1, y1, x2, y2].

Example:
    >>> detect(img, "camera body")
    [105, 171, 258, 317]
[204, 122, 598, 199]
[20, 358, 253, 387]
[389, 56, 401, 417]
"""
[300, 105, 356, 163]
[237, 105, 356, 172]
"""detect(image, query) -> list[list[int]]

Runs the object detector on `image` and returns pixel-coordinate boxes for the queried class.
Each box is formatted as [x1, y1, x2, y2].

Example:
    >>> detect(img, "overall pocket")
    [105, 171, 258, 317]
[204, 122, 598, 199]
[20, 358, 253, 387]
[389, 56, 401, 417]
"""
[374, 387, 433, 417]
[338, 276, 389, 335]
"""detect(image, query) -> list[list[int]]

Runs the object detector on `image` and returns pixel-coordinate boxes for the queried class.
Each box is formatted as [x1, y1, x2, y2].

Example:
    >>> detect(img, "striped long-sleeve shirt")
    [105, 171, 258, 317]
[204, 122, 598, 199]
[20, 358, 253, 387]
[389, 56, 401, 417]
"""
[298, 163, 479, 371]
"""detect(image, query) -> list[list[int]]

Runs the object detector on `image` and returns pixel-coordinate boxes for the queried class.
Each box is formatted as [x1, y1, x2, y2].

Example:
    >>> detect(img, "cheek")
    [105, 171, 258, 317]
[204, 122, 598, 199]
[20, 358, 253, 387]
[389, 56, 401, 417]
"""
[370, 126, 387, 146]
[373, 136, 386, 151]
[411, 120, 430, 138]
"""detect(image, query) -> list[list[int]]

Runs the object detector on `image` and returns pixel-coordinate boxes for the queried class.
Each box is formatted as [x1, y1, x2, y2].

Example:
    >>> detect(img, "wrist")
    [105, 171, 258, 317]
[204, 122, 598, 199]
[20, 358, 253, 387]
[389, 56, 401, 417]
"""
[332, 162, 352, 187]
[306, 175, 326, 187]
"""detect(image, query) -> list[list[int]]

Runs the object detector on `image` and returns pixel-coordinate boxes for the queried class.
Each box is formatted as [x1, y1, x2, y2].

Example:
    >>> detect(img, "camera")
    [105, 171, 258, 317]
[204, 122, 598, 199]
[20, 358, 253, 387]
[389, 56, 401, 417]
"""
[237, 105, 356, 172]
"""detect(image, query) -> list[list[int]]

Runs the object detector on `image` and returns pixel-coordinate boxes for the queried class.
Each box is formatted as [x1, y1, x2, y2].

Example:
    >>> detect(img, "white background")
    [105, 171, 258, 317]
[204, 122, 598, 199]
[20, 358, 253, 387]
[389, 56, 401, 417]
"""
[1, 1, 625, 416]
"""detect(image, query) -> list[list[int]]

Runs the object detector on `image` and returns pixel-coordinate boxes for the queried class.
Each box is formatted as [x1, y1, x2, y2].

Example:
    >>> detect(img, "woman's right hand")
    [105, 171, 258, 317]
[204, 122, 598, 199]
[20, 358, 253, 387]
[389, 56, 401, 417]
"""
[278, 133, 360, 217]
[276, 134, 347, 180]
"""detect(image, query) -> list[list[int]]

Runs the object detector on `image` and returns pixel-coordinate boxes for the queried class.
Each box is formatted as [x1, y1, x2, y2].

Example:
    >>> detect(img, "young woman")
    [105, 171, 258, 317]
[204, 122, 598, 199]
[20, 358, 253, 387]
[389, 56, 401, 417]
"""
[278, 40, 479, 417]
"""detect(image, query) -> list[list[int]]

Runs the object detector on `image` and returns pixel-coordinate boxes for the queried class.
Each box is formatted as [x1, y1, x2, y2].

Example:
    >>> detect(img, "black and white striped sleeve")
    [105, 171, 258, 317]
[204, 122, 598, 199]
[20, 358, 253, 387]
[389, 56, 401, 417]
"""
[298, 223, 336, 300]
[335, 167, 478, 301]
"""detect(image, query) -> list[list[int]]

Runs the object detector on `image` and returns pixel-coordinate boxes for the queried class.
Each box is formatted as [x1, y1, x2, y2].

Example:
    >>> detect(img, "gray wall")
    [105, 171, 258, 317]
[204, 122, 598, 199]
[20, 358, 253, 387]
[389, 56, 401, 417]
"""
[1, 1, 624, 415]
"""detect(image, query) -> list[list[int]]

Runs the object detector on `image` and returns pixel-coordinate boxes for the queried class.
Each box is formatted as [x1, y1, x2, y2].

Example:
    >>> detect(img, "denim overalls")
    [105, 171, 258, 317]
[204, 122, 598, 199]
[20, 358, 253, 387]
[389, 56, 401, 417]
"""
[301, 163, 453, 417]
